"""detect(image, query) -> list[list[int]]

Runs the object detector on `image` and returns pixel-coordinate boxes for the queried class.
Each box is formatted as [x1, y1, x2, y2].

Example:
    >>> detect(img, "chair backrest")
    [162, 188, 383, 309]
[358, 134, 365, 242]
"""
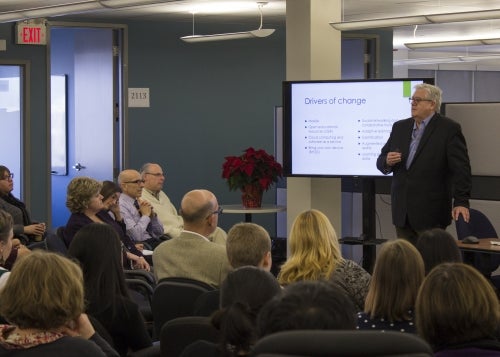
[251, 330, 433, 357]
[152, 277, 214, 337]
[455, 208, 498, 240]
[44, 226, 68, 255]
[192, 289, 220, 316]
[160, 316, 219, 357]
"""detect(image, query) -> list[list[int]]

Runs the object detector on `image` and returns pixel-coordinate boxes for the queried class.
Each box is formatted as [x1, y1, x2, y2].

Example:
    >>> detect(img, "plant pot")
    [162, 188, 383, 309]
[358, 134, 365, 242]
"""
[241, 184, 263, 208]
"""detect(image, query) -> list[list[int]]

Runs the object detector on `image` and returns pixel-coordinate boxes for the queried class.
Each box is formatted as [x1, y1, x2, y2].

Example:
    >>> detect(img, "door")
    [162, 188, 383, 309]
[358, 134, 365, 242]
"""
[50, 26, 121, 227]
[0, 64, 23, 198]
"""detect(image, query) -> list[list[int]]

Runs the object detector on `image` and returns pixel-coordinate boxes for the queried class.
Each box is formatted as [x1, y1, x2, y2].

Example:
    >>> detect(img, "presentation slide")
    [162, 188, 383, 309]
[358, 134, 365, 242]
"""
[288, 80, 424, 176]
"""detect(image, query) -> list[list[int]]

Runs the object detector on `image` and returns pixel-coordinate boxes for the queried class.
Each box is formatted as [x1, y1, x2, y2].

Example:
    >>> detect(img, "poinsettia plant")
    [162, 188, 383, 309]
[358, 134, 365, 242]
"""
[222, 147, 283, 191]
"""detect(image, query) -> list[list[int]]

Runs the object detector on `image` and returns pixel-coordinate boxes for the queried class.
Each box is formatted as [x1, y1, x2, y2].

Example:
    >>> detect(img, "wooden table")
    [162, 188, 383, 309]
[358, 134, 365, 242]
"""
[222, 204, 286, 223]
[456, 238, 500, 254]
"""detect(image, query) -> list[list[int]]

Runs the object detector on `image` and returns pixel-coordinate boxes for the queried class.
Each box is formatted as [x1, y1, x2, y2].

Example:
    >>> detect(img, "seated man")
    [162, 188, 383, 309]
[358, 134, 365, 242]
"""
[226, 222, 272, 272]
[118, 169, 164, 249]
[140, 163, 227, 244]
[152, 189, 232, 287]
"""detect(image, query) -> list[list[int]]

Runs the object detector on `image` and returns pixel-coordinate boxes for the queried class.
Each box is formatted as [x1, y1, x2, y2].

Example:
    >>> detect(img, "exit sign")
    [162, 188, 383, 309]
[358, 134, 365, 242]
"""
[15, 20, 47, 45]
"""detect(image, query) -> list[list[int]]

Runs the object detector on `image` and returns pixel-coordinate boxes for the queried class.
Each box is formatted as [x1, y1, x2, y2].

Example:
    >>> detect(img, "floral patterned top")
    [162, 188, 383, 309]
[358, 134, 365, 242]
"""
[330, 259, 371, 311]
[356, 309, 416, 333]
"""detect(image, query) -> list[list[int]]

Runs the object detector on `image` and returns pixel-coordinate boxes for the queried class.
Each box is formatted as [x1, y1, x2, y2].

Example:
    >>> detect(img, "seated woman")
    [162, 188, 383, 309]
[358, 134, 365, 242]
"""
[416, 228, 463, 275]
[0, 165, 46, 246]
[100, 180, 151, 266]
[357, 239, 425, 333]
[0, 251, 118, 356]
[64, 177, 149, 271]
[68, 223, 153, 356]
[416, 263, 500, 356]
[277, 209, 371, 310]
[181, 266, 282, 357]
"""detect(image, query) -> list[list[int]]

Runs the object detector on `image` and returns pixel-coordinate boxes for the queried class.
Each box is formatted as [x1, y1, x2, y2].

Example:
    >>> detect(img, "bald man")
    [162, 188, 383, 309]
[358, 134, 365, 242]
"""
[152, 189, 232, 287]
[118, 169, 164, 249]
[140, 162, 227, 245]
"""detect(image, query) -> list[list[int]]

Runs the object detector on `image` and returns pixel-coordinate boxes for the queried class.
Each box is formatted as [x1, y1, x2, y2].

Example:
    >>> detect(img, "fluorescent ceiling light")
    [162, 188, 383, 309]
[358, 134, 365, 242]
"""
[181, 29, 274, 43]
[331, 9, 500, 31]
[180, 2, 275, 43]
[405, 38, 500, 49]
[394, 54, 500, 66]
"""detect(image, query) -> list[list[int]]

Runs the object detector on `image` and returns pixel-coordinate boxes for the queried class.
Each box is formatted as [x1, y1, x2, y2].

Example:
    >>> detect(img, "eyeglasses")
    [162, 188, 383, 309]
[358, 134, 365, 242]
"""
[1, 173, 14, 181]
[124, 179, 145, 184]
[409, 97, 433, 104]
[206, 206, 223, 219]
[145, 172, 164, 177]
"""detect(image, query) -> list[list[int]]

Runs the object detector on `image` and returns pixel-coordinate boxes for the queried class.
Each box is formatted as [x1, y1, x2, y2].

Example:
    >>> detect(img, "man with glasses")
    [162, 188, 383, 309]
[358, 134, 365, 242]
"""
[376, 83, 471, 244]
[118, 169, 164, 249]
[152, 189, 231, 287]
[0, 165, 46, 246]
[140, 162, 227, 244]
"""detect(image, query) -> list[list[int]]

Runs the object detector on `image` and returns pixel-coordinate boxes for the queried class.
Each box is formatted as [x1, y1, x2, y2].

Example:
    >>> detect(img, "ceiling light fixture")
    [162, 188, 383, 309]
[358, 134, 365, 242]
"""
[394, 54, 500, 66]
[330, 9, 500, 31]
[180, 2, 275, 43]
[405, 38, 500, 49]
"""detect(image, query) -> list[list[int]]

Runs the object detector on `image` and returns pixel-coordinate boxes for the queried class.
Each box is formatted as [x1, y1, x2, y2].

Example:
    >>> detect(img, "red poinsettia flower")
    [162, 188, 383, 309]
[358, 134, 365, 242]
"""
[222, 147, 283, 191]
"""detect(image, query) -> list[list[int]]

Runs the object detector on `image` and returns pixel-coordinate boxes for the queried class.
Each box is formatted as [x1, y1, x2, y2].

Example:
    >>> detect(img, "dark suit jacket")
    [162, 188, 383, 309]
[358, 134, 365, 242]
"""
[376, 113, 471, 231]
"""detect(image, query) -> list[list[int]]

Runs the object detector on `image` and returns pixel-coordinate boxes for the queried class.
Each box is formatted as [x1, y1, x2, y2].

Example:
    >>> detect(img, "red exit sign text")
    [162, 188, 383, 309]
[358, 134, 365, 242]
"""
[16, 21, 47, 45]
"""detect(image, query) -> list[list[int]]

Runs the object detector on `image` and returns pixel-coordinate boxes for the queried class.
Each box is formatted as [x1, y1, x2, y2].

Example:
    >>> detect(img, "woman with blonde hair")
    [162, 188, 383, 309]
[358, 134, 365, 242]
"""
[416, 263, 500, 356]
[0, 251, 118, 356]
[357, 239, 424, 333]
[277, 209, 370, 310]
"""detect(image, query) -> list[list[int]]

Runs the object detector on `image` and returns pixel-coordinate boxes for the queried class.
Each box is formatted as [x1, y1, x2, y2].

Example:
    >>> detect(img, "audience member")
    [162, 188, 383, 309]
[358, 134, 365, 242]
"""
[0, 210, 14, 289]
[64, 177, 149, 271]
[152, 189, 231, 287]
[416, 228, 462, 275]
[257, 280, 356, 337]
[357, 239, 424, 333]
[226, 222, 272, 271]
[0, 251, 118, 356]
[118, 169, 164, 249]
[277, 209, 370, 310]
[0, 165, 46, 246]
[140, 163, 227, 244]
[68, 223, 152, 356]
[416, 263, 500, 356]
[193, 222, 272, 317]
[181, 266, 282, 357]
[0, 209, 29, 273]
[100, 180, 151, 267]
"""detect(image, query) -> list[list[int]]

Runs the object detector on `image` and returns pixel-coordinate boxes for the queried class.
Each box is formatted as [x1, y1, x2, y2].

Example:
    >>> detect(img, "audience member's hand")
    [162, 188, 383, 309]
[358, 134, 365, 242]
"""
[12, 238, 21, 248]
[133, 256, 150, 271]
[60, 313, 95, 340]
[137, 199, 152, 217]
[109, 202, 122, 219]
[16, 245, 31, 258]
[135, 243, 144, 251]
[23, 223, 46, 236]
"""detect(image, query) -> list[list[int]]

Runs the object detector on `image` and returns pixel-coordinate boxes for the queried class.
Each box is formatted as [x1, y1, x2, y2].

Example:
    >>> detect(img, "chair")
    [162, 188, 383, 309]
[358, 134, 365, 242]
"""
[160, 316, 219, 357]
[152, 277, 214, 337]
[124, 270, 156, 336]
[44, 226, 68, 254]
[455, 208, 500, 277]
[192, 289, 220, 316]
[251, 330, 433, 357]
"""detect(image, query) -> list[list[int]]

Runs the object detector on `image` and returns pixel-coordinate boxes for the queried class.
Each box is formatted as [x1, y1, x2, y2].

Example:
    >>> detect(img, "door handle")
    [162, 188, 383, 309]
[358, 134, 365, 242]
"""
[73, 163, 86, 171]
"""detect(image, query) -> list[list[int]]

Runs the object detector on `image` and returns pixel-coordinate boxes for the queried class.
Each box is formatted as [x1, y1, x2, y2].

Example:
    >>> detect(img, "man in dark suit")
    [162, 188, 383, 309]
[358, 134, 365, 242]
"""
[376, 83, 471, 244]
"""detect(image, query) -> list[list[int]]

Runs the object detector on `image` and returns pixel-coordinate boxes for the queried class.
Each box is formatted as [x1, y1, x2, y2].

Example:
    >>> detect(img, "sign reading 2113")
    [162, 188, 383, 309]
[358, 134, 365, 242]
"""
[128, 88, 150, 108]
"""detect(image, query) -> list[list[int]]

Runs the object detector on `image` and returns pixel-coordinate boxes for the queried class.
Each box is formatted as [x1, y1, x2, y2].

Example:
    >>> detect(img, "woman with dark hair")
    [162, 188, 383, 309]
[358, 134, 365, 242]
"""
[358, 239, 424, 333]
[416, 228, 462, 275]
[416, 263, 500, 356]
[68, 223, 152, 356]
[181, 266, 282, 357]
[100, 180, 151, 266]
